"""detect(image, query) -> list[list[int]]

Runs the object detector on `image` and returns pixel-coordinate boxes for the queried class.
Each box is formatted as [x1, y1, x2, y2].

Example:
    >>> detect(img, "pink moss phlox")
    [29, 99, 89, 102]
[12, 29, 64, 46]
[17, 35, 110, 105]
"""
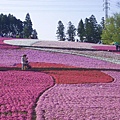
[0, 70, 54, 119]
[35, 71, 120, 119]
[0, 37, 20, 49]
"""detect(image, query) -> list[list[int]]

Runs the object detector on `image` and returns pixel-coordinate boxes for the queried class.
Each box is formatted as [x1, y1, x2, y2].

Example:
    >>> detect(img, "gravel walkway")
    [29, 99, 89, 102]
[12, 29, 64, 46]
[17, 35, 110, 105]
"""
[4, 39, 40, 46]
[4, 39, 120, 65]
[32, 48, 120, 65]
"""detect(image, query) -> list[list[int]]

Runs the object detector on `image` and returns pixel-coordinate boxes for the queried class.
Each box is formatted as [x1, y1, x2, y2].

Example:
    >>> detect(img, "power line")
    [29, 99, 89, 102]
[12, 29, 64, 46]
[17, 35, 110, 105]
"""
[0, 0, 104, 18]
[0, 3, 103, 13]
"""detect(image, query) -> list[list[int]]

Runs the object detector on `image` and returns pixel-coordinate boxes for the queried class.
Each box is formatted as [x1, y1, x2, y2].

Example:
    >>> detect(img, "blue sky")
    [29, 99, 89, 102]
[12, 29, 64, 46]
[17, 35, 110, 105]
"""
[0, 0, 119, 40]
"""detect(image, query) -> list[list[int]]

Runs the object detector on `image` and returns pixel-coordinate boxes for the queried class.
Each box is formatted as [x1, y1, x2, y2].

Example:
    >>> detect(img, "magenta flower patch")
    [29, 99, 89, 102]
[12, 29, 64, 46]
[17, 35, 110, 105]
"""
[0, 38, 20, 49]
[0, 70, 54, 120]
[92, 45, 116, 51]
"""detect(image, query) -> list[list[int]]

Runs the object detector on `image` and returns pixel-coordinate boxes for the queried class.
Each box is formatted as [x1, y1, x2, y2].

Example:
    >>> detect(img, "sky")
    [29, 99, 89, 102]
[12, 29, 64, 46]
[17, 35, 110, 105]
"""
[0, 0, 119, 41]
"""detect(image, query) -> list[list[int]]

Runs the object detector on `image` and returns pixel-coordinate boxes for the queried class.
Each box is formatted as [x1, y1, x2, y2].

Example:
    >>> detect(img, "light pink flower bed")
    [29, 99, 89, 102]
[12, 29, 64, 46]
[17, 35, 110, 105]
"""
[35, 71, 120, 120]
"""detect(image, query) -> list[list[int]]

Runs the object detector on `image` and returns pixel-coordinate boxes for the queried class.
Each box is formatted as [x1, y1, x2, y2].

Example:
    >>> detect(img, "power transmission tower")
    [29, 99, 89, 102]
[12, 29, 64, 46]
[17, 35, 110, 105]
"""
[103, 0, 110, 20]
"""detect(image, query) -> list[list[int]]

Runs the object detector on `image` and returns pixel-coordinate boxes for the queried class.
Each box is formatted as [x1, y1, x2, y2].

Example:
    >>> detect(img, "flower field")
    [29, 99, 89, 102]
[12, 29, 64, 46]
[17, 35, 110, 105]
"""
[0, 71, 54, 120]
[35, 72, 120, 120]
[0, 38, 120, 120]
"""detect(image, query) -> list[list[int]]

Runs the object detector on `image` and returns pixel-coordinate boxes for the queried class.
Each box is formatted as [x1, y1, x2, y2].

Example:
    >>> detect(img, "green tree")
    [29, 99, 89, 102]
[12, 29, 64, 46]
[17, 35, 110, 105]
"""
[101, 17, 105, 29]
[8, 14, 23, 35]
[31, 29, 38, 39]
[89, 15, 98, 43]
[77, 19, 85, 42]
[0, 14, 8, 34]
[16, 19, 24, 37]
[84, 18, 91, 42]
[0, 14, 23, 37]
[95, 24, 103, 43]
[101, 13, 120, 44]
[23, 13, 33, 38]
[56, 21, 65, 41]
[8, 14, 15, 33]
[0, 13, 38, 38]
[84, 15, 102, 43]
[66, 21, 76, 41]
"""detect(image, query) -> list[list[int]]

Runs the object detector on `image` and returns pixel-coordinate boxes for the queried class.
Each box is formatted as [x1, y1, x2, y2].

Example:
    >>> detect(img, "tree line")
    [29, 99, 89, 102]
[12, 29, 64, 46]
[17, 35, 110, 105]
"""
[56, 15, 104, 43]
[0, 13, 38, 39]
[1, 12, 120, 44]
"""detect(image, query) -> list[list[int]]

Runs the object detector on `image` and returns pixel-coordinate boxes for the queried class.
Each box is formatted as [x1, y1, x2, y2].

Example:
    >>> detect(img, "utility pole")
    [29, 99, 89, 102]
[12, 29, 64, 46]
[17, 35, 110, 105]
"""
[103, 0, 110, 20]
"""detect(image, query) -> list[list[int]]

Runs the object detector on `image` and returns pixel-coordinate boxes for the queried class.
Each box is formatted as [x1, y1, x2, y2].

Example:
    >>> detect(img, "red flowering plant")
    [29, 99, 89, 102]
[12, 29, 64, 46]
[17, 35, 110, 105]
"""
[16, 62, 113, 84]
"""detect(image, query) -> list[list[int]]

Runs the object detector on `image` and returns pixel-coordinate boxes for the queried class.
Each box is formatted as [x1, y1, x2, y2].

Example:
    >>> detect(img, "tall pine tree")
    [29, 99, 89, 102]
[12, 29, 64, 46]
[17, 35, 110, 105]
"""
[23, 13, 33, 38]
[56, 21, 65, 41]
[66, 21, 76, 42]
[89, 15, 99, 43]
[84, 15, 102, 43]
[84, 18, 91, 42]
[77, 19, 85, 42]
